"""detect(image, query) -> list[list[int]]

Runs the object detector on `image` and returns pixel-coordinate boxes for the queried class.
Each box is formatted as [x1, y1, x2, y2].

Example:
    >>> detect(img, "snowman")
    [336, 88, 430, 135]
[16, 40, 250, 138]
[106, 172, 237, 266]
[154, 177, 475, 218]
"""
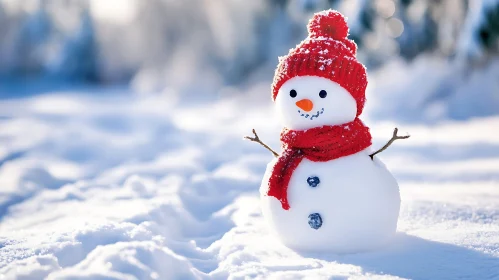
[245, 10, 409, 253]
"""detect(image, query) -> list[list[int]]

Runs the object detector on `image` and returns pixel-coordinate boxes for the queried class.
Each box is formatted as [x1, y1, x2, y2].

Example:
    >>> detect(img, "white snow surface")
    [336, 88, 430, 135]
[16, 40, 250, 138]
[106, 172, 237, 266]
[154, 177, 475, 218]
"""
[0, 85, 499, 279]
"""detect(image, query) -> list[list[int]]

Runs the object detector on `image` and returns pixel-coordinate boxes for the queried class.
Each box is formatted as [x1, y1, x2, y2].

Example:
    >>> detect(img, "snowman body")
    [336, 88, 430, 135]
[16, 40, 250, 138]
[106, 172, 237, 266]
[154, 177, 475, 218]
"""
[262, 75, 401, 253]
[260, 149, 400, 253]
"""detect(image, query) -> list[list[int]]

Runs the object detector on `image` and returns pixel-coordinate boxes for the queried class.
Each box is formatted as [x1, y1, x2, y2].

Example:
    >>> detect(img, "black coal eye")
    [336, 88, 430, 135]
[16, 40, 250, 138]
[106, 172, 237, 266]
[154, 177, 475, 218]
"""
[290, 89, 297, 98]
[319, 90, 327, 98]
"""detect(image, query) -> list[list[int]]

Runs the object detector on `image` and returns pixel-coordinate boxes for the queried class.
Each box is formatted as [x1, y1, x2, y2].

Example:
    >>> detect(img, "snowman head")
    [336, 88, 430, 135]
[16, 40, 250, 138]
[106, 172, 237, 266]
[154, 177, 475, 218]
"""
[275, 76, 357, 130]
[271, 10, 367, 131]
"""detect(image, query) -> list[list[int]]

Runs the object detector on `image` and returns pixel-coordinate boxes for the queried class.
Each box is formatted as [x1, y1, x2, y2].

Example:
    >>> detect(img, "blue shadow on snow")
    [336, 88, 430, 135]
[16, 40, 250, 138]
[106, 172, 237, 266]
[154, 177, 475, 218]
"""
[298, 233, 499, 280]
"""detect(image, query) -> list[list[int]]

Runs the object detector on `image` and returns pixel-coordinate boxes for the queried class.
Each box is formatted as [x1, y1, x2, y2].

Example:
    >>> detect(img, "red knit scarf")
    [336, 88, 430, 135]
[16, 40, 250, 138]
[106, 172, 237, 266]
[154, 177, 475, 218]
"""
[267, 118, 372, 210]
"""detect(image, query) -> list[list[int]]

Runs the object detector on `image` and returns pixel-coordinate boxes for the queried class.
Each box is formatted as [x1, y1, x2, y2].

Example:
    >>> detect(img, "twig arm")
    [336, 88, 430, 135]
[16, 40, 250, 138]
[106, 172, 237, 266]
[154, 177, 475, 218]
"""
[369, 128, 410, 160]
[244, 129, 279, 158]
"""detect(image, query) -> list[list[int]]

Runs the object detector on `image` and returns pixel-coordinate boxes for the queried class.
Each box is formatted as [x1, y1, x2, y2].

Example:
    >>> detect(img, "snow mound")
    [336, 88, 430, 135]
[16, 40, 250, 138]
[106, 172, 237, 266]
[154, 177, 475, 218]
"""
[0, 89, 498, 279]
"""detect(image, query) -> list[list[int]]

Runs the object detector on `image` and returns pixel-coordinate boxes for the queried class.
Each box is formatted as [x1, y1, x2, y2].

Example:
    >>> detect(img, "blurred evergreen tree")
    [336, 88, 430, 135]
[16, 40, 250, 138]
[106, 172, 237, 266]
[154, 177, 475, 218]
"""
[457, 0, 499, 62]
[0, 2, 7, 74]
[397, 0, 438, 60]
[477, 2, 499, 54]
[45, 7, 99, 82]
[271, 0, 289, 9]
[348, 0, 376, 49]
[12, 0, 52, 75]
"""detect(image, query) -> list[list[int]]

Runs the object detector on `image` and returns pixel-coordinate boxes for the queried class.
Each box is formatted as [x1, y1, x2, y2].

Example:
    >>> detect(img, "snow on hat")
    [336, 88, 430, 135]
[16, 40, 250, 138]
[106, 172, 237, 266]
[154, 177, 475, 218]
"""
[271, 9, 368, 116]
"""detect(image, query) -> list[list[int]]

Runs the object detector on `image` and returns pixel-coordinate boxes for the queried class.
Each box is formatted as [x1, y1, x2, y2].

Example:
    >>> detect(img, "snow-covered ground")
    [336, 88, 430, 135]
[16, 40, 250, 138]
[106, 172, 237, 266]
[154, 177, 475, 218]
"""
[0, 82, 498, 279]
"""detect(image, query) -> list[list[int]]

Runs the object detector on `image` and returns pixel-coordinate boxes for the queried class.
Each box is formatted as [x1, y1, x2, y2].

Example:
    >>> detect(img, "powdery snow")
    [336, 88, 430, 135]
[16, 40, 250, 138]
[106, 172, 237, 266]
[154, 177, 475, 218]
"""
[0, 85, 498, 279]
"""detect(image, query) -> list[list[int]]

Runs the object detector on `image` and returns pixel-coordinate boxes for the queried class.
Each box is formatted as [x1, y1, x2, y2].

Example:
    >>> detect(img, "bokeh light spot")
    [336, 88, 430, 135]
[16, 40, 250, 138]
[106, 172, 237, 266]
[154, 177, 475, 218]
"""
[386, 18, 404, 38]
[376, 0, 396, 19]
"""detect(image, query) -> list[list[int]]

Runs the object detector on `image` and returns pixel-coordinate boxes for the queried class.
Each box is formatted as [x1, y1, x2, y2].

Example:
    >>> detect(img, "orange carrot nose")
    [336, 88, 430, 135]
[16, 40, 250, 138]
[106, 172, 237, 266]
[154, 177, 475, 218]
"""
[296, 99, 313, 112]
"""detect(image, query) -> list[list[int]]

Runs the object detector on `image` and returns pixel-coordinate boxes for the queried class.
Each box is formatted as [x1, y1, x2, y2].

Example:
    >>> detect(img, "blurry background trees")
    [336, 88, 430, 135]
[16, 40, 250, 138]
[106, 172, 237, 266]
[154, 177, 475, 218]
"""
[0, 0, 498, 121]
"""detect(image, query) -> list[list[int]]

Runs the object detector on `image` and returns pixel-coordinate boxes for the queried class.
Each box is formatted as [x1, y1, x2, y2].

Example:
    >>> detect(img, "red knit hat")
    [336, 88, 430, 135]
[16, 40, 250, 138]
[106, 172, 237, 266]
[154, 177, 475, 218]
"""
[271, 10, 368, 116]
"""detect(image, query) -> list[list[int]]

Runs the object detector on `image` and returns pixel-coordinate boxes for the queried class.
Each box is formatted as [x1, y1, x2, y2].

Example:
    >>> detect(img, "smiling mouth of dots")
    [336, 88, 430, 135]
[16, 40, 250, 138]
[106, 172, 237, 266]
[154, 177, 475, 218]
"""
[298, 108, 324, 120]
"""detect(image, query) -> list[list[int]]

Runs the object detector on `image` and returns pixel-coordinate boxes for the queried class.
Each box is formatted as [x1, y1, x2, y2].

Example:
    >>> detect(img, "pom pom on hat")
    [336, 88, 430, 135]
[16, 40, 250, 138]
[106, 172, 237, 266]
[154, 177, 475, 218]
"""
[307, 9, 357, 55]
[307, 10, 349, 40]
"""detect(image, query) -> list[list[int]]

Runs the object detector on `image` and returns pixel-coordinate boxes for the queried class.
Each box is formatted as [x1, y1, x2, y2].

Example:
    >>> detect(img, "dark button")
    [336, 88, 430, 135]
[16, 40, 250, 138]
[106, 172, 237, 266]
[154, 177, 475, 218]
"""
[307, 176, 320, 187]
[308, 213, 322, 229]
